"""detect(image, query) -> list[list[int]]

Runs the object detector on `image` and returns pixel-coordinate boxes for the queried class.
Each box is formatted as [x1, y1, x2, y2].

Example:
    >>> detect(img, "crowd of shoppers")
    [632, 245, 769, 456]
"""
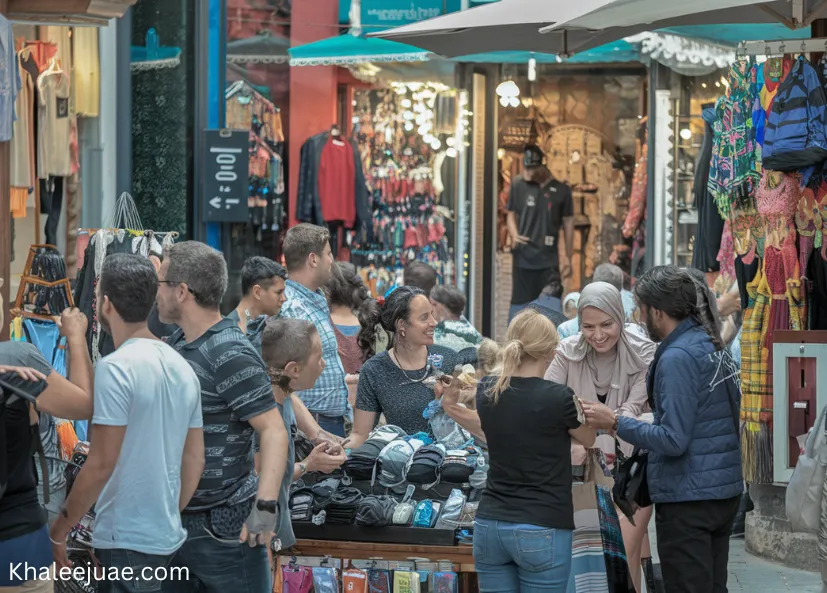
[1, 210, 745, 593]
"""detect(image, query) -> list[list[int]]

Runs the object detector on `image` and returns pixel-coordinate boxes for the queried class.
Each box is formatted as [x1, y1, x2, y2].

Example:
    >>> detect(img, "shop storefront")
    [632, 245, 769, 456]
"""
[220, 0, 477, 316]
[486, 35, 735, 340]
[0, 1, 136, 341]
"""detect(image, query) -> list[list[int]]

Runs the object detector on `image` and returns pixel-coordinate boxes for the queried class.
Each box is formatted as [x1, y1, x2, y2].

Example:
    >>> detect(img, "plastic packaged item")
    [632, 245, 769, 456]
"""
[393, 485, 417, 526]
[282, 565, 312, 593]
[431, 571, 458, 593]
[434, 489, 467, 530]
[311, 566, 339, 593]
[393, 571, 421, 593]
[413, 500, 434, 528]
[416, 570, 432, 593]
[343, 568, 368, 593]
[368, 568, 392, 593]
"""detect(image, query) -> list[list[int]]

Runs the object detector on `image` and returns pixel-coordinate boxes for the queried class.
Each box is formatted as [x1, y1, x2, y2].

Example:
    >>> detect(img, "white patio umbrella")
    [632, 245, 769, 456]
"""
[372, 0, 673, 57]
[541, 0, 823, 35]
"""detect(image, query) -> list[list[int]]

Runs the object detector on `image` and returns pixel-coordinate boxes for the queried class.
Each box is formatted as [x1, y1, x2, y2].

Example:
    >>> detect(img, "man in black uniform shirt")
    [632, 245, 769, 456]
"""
[506, 144, 574, 320]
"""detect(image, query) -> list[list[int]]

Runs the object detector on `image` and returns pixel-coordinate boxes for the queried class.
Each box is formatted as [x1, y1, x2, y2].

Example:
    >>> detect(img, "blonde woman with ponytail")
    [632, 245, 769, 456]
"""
[473, 309, 595, 593]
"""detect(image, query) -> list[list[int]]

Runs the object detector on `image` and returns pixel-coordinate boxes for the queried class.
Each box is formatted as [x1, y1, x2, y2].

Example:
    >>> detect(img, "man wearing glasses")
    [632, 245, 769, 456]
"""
[156, 241, 288, 593]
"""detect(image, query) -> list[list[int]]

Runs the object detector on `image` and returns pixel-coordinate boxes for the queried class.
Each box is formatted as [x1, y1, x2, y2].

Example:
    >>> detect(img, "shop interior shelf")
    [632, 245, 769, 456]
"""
[292, 522, 459, 546]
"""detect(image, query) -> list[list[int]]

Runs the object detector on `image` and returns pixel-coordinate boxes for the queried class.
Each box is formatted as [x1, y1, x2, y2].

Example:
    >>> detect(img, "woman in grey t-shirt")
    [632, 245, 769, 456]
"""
[347, 286, 458, 448]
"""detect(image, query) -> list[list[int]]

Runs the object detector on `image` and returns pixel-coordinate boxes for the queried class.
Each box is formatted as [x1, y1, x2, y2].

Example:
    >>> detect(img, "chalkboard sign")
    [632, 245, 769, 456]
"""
[202, 129, 248, 223]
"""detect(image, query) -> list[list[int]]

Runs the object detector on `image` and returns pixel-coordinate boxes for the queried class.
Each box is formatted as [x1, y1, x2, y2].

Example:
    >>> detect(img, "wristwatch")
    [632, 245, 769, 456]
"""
[612, 412, 620, 433]
[298, 462, 308, 476]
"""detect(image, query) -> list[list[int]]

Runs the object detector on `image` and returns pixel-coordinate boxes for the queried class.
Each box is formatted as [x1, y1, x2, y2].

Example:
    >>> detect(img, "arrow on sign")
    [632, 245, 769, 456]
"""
[209, 197, 222, 209]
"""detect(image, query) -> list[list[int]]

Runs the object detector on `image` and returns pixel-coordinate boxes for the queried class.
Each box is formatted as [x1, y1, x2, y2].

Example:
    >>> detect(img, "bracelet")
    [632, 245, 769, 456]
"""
[49, 535, 65, 546]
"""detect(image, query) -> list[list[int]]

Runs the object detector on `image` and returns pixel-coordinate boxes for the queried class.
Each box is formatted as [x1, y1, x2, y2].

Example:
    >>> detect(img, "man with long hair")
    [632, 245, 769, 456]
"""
[583, 265, 742, 593]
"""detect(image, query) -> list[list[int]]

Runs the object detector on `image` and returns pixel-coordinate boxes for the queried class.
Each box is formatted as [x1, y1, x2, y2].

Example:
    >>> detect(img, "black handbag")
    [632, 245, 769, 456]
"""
[612, 447, 651, 525]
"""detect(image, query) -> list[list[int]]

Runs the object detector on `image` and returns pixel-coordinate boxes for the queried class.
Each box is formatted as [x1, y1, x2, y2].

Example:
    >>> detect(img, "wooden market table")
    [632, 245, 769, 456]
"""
[273, 538, 478, 592]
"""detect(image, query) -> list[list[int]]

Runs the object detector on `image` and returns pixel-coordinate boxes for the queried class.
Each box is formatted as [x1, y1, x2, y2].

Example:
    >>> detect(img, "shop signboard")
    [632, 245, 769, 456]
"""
[339, 0, 466, 29]
[202, 129, 249, 223]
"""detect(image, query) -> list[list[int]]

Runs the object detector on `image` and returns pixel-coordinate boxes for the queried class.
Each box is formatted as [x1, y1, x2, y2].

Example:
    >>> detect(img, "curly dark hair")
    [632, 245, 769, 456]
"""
[325, 262, 380, 360]
[379, 285, 426, 346]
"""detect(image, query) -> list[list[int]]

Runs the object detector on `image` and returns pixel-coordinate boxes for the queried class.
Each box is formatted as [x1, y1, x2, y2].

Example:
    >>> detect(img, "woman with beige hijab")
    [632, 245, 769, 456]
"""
[545, 281, 656, 593]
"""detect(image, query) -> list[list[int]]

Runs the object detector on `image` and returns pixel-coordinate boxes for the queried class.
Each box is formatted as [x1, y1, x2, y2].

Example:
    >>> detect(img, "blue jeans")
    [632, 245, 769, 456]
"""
[96, 548, 174, 593]
[312, 413, 346, 438]
[473, 518, 573, 593]
[162, 514, 271, 593]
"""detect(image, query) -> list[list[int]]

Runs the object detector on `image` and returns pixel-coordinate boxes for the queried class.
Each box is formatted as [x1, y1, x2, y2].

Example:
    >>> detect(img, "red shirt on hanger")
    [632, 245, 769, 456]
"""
[318, 136, 356, 228]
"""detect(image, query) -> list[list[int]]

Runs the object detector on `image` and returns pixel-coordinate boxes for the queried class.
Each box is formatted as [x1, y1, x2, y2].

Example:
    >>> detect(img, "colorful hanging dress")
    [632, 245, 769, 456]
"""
[709, 60, 761, 219]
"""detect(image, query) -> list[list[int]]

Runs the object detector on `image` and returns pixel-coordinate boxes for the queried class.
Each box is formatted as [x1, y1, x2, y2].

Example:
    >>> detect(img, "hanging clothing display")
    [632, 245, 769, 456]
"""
[707, 51, 827, 483]
[11, 48, 36, 219]
[37, 66, 72, 178]
[72, 27, 100, 117]
[762, 56, 827, 173]
[622, 144, 647, 238]
[224, 81, 286, 233]
[692, 106, 724, 273]
[0, 15, 18, 143]
[40, 176, 63, 246]
[319, 136, 357, 228]
[74, 228, 176, 362]
[296, 130, 372, 241]
[709, 60, 760, 219]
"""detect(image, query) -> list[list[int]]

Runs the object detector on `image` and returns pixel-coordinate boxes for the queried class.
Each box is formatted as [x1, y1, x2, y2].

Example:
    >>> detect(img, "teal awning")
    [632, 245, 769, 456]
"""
[455, 41, 641, 65]
[289, 35, 431, 67]
[664, 24, 810, 45]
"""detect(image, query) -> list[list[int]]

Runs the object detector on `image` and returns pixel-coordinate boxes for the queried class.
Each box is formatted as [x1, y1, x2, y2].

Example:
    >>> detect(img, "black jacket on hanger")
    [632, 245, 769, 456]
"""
[692, 105, 725, 273]
[296, 131, 373, 242]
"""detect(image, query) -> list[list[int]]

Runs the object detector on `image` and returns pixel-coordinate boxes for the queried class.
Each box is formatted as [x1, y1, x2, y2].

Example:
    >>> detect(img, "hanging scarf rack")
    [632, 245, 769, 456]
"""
[736, 37, 827, 57]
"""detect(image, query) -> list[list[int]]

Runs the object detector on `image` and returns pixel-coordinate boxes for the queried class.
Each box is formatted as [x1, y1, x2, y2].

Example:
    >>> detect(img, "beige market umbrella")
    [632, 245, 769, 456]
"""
[541, 0, 823, 35]
[371, 0, 670, 57]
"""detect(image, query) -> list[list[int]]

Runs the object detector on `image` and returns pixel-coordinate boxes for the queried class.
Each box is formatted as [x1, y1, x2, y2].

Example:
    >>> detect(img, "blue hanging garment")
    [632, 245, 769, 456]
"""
[23, 318, 61, 365]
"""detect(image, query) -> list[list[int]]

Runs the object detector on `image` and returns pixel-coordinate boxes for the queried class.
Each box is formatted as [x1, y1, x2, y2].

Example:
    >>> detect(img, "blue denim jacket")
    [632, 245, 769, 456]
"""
[0, 15, 20, 142]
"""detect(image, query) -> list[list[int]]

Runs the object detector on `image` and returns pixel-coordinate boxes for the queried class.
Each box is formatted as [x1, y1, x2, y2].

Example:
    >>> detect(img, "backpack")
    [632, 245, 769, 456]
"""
[0, 372, 49, 504]
[763, 55, 827, 172]
[786, 403, 827, 534]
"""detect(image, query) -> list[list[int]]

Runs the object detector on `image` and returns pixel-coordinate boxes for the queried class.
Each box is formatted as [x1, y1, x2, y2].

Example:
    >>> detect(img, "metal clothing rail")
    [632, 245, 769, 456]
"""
[737, 37, 827, 57]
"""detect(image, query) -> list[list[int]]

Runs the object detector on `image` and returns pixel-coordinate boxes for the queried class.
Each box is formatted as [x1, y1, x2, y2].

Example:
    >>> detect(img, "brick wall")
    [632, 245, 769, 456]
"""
[494, 252, 512, 343]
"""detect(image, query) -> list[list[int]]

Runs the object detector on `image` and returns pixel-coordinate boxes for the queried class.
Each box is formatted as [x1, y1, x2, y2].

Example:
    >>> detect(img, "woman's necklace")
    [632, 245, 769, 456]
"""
[391, 347, 431, 383]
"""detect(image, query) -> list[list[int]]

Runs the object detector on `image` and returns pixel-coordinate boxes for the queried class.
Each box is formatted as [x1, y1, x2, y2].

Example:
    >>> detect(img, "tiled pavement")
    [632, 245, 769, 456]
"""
[727, 539, 821, 593]
[647, 521, 821, 592]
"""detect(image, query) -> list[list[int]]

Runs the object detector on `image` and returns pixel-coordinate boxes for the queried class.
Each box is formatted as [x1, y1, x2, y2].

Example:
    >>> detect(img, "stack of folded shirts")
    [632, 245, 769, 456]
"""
[354, 495, 398, 527]
[325, 487, 364, 524]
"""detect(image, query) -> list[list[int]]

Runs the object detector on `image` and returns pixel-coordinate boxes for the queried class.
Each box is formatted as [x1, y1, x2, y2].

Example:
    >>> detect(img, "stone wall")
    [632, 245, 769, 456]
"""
[746, 483, 819, 572]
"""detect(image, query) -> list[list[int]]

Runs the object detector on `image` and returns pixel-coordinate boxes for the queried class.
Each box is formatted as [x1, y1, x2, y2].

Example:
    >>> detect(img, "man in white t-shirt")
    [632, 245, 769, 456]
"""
[49, 253, 204, 593]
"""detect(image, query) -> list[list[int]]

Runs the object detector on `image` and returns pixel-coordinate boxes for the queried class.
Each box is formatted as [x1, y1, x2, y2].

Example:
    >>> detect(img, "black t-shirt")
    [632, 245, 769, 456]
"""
[356, 346, 459, 435]
[507, 175, 574, 270]
[476, 376, 581, 530]
[0, 343, 51, 540]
